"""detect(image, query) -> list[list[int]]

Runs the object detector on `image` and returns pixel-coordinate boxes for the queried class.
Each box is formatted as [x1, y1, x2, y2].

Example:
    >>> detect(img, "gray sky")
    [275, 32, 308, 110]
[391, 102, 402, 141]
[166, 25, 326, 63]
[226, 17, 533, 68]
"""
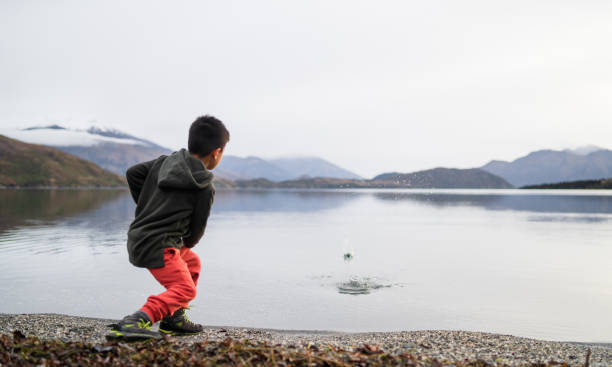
[1, 1, 611, 178]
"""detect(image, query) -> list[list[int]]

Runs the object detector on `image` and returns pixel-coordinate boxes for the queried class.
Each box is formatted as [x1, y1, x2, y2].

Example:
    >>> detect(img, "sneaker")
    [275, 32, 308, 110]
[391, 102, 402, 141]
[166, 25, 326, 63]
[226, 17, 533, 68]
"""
[106, 310, 161, 341]
[159, 308, 203, 336]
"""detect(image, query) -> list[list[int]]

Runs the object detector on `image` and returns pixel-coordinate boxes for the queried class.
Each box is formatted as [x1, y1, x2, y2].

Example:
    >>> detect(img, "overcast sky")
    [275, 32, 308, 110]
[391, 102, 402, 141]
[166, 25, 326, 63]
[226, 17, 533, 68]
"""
[1, 1, 611, 178]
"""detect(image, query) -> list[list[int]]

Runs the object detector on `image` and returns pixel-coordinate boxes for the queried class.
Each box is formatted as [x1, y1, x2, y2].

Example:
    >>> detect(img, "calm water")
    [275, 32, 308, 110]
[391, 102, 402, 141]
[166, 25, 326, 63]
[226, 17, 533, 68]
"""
[1, 188, 611, 342]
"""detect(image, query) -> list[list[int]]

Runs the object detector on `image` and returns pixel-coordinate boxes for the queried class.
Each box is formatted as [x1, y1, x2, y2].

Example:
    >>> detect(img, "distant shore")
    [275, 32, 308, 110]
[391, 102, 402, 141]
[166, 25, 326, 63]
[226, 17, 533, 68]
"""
[0, 313, 610, 366]
[2, 184, 612, 191]
[3, 176, 612, 191]
[521, 178, 612, 190]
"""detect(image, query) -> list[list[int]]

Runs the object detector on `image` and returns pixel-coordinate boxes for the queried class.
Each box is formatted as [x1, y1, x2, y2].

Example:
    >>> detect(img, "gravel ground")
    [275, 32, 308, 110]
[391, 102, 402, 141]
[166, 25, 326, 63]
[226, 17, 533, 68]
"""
[1, 313, 610, 366]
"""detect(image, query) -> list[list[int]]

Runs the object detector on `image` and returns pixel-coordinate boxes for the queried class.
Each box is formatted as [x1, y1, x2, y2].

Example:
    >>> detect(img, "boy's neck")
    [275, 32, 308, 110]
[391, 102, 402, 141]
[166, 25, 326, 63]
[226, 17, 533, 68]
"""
[190, 152, 213, 170]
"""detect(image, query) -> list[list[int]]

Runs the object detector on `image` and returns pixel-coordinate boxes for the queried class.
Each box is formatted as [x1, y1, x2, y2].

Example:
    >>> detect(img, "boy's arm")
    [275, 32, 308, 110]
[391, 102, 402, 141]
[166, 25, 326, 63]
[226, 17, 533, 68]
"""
[183, 186, 215, 248]
[125, 159, 156, 204]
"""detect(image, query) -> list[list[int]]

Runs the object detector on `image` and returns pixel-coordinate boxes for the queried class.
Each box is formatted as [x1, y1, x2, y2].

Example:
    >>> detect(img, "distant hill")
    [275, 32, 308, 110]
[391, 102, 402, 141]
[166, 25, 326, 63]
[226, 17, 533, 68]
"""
[269, 157, 362, 180]
[0, 125, 171, 176]
[0, 135, 125, 187]
[522, 178, 612, 189]
[0, 125, 361, 181]
[232, 168, 512, 189]
[481, 149, 612, 187]
[566, 145, 603, 156]
[220, 156, 362, 181]
[221, 156, 291, 181]
[372, 168, 513, 189]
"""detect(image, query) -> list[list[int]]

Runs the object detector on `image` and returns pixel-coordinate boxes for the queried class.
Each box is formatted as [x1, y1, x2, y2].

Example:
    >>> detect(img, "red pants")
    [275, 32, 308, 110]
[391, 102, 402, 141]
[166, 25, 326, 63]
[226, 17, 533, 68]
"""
[140, 247, 201, 323]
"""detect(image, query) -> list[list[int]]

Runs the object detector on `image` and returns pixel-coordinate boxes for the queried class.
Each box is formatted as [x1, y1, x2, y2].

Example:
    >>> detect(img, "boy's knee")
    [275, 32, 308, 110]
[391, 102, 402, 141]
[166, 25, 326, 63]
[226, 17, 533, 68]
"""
[190, 255, 201, 272]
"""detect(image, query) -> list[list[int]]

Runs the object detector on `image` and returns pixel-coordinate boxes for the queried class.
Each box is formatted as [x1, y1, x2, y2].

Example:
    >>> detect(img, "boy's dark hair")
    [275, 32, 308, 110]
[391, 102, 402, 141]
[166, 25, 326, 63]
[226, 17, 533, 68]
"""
[188, 115, 230, 157]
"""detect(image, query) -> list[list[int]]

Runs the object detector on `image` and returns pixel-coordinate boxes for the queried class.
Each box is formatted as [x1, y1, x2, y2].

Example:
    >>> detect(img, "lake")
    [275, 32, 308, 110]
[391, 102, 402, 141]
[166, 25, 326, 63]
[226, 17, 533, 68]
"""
[1, 188, 611, 342]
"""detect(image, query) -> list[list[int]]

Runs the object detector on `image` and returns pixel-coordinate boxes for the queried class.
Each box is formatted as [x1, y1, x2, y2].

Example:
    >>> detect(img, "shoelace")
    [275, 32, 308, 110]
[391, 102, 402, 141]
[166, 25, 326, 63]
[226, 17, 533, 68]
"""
[183, 314, 197, 326]
[137, 319, 152, 329]
[180, 309, 200, 327]
[179, 308, 193, 322]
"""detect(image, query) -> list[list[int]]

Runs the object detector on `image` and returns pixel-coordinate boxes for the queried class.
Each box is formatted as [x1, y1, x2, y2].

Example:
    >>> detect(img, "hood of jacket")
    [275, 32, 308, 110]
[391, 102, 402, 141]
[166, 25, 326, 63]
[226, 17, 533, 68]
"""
[157, 149, 213, 189]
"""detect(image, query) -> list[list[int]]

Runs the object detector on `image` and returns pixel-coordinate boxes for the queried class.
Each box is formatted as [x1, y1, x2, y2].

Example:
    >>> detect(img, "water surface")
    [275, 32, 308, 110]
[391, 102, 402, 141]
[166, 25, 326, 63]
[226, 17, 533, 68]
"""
[1, 188, 611, 342]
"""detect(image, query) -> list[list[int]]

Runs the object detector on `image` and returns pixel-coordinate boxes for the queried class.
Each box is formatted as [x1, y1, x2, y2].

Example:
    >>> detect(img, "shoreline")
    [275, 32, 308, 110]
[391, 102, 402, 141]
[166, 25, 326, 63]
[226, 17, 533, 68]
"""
[0, 185, 128, 190]
[2, 185, 612, 192]
[1, 313, 610, 366]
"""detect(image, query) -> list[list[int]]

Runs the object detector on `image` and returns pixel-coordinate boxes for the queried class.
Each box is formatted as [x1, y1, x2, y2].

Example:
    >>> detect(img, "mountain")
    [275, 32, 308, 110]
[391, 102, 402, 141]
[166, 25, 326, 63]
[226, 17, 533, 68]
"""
[481, 148, 612, 187]
[219, 156, 362, 181]
[0, 135, 125, 187]
[0, 125, 361, 181]
[233, 168, 512, 189]
[220, 156, 291, 181]
[372, 168, 513, 189]
[0, 125, 171, 175]
[269, 157, 362, 180]
[566, 145, 603, 156]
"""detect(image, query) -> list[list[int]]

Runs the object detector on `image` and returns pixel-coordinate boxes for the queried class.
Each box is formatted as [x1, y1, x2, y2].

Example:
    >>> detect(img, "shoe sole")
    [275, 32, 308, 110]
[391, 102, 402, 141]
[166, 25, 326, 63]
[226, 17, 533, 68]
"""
[106, 329, 162, 342]
[159, 328, 201, 336]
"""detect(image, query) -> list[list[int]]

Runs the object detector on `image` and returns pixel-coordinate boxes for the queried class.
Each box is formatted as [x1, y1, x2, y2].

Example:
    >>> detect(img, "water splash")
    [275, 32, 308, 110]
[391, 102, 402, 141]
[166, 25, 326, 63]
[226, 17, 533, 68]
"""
[336, 240, 393, 294]
[337, 276, 392, 295]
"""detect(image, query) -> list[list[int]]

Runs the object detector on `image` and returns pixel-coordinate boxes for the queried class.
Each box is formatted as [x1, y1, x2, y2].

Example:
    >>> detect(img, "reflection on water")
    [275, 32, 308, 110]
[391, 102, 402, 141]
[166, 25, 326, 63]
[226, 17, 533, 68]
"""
[0, 189, 132, 255]
[214, 189, 358, 212]
[0, 189, 128, 232]
[374, 191, 612, 214]
[4, 189, 609, 235]
[527, 215, 609, 223]
[1, 188, 612, 342]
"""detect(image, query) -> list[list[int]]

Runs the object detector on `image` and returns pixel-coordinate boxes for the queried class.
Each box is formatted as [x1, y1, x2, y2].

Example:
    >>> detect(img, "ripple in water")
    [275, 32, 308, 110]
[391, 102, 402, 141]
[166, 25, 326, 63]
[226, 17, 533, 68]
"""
[337, 276, 392, 295]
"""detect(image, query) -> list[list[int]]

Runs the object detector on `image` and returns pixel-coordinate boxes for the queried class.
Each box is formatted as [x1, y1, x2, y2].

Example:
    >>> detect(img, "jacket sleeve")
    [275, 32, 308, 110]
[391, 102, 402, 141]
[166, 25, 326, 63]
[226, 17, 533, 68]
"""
[125, 159, 156, 204]
[183, 185, 215, 248]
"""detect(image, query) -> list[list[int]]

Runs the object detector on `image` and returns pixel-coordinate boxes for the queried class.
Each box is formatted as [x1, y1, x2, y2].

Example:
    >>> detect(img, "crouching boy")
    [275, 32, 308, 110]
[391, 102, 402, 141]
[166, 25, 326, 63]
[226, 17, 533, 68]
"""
[107, 115, 229, 341]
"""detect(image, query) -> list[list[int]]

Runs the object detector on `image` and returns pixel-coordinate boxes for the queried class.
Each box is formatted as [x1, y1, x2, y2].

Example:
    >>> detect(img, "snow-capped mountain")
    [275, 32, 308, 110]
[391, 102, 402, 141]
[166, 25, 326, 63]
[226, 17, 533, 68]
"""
[0, 125, 172, 175]
[4, 125, 160, 148]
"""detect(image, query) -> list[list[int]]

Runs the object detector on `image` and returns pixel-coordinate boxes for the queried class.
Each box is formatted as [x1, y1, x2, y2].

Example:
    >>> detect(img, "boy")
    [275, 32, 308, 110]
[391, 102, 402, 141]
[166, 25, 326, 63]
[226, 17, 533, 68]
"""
[107, 115, 229, 341]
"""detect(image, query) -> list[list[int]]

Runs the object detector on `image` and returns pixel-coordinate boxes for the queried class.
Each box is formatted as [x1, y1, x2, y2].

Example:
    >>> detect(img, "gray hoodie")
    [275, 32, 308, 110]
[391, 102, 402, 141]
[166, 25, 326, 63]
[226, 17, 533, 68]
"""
[125, 149, 215, 268]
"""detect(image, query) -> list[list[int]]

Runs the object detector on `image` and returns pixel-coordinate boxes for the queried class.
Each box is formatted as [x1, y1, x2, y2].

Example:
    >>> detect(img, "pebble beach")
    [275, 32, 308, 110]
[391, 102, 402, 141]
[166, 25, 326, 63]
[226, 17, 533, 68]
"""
[1, 313, 610, 366]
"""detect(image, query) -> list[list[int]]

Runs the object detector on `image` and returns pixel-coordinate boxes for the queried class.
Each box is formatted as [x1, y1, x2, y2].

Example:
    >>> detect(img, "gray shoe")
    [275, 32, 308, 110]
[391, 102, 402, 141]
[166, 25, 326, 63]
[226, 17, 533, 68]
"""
[159, 308, 203, 336]
[106, 310, 162, 341]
